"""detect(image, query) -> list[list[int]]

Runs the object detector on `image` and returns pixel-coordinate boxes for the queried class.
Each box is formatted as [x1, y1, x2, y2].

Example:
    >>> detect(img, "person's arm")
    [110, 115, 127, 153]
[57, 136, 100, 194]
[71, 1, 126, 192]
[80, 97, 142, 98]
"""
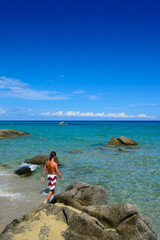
[41, 163, 47, 182]
[55, 163, 64, 181]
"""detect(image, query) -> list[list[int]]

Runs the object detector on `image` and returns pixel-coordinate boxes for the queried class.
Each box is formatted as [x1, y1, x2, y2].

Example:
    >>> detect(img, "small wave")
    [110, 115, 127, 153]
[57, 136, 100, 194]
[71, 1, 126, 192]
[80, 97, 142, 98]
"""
[20, 163, 38, 171]
[0, 191, 21, 199]
[0, 172, 14, 176]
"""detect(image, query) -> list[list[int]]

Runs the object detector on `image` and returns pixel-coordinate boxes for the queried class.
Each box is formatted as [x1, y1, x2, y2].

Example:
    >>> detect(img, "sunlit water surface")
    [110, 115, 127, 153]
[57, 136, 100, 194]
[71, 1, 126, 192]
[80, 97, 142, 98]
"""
[0, 121, 160, 234]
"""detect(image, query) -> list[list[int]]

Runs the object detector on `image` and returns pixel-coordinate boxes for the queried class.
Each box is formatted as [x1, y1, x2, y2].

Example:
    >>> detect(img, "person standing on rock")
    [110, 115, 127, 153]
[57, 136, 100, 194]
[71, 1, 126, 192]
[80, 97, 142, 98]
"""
[41, 151, 64, 203]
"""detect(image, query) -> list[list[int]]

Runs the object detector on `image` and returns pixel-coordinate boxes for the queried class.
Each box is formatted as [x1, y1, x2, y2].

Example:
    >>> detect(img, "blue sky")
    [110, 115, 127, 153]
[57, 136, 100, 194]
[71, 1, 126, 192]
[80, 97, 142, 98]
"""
[0, 0, 160, 120]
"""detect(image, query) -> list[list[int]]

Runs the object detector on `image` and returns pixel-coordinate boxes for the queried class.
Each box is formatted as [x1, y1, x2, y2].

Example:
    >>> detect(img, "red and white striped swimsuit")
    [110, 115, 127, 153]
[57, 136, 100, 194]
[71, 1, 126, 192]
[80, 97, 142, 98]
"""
[48, 174, 57, 190]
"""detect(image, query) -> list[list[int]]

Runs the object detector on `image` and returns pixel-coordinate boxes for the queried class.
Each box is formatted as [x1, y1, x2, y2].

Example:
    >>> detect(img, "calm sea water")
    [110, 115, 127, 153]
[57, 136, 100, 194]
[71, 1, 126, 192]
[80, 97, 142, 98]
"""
[0, 121, 160, 234]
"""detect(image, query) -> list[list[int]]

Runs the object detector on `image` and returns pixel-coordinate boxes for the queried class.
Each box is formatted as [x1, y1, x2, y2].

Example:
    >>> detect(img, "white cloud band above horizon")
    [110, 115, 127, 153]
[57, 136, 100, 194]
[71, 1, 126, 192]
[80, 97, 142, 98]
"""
[40, 111, 155, 119]
[0, 76, 70, 100]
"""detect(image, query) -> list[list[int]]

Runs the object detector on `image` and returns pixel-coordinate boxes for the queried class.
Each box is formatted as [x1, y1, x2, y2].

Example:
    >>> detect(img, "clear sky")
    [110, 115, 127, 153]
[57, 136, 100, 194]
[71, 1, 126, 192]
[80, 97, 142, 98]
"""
[0, 0, 160, 120]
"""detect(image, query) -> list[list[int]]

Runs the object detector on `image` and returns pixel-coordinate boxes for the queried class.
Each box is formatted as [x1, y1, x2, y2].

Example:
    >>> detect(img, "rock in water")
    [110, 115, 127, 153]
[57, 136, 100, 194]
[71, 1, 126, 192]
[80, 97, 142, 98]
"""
[68, 150, 83, 154]
[15, 166, 32, 177]
[0, 164, 8, 167]
[117, 136, 138, 145]
[0, 129, 32, 138]
[59, 121, 65, 125]
[25, 155, 59, 165]
[107, 136, 138, 146]
[108, 138, 122, 146]
[118, 148, 130, 152]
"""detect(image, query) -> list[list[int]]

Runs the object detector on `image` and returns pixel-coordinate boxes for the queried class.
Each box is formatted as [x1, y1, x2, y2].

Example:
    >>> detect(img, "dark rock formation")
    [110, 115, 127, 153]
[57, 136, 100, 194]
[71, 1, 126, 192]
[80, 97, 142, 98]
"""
[15, 165, 32, 177]
[0, 129, 32, 138]
[25, 155, 59, 165]
[108, 136, 138, 146]
[0, 181, 157, 240]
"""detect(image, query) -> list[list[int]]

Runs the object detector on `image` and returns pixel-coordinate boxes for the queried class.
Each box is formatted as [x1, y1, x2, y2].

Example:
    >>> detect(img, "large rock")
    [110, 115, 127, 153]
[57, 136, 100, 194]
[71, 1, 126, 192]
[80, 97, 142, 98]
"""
[54, 181, 108, 210]
[117, 136, 138, 145]
[15, 165, 32, 177]
[25, 155, 59, 165]
[0, 181, 157, 240]
[0, 204, 119, 240]
[108, 136, 138, 146]
[53, 181, 157, 239]
[0, 129, 32, 138]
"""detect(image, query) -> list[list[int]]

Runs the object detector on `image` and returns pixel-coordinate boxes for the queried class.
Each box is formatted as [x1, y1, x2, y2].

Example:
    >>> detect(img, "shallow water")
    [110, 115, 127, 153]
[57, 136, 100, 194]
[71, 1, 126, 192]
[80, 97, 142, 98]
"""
[0, 121, 160, 234]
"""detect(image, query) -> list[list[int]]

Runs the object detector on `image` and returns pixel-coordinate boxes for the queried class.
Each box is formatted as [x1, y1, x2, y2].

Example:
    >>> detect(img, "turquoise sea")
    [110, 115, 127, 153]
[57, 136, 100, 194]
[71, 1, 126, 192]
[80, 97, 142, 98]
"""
[0, 121, 160, 234]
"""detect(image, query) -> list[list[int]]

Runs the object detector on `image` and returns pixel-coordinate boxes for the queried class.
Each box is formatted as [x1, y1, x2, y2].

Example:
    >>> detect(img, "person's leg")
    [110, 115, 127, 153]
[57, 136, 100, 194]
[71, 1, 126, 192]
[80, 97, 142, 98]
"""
[44, 189, 55, 203]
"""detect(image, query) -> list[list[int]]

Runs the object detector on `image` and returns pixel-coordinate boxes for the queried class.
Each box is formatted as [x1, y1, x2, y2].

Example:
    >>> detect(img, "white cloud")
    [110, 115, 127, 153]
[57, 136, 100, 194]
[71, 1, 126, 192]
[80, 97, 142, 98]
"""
[56, 75, 64, 80]
[0, 76, 28, 89]
[40, 110, 155, 119]
[41, 111, 63, 116]
[105, 107, 120, 110]
[128, 104, 137, 107]
[73, 90, 86, 94]
[0, 107, 7, 115]
[129, 103, 159, 107]
[87, 95, 99, 100]
[0, 106, 36, 116]
[0, 76, 70, 100]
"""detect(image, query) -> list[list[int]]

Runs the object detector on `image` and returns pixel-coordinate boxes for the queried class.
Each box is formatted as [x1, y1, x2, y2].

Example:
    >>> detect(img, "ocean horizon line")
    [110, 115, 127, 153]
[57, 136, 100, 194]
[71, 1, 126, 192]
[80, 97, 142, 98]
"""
[0, 120, 160, 122]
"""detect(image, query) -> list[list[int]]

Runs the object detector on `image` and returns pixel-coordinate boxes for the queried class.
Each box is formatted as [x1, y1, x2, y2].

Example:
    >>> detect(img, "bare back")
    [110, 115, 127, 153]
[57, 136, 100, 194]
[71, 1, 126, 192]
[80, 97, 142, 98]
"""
[46, 159, 57, 174]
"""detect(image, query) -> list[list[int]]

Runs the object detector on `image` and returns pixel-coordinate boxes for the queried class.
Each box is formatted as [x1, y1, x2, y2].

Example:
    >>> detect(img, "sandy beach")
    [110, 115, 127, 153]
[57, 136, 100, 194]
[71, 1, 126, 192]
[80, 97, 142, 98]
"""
[0, 172, 44, 232]
[0, 196, 42, 232]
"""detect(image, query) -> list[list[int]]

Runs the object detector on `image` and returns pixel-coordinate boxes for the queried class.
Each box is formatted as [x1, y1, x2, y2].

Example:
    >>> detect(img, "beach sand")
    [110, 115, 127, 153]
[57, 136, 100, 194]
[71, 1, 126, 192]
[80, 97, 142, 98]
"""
[0, 196, 42, 232]
[0, 172, 45, 232]
[12, 208, 67, 240]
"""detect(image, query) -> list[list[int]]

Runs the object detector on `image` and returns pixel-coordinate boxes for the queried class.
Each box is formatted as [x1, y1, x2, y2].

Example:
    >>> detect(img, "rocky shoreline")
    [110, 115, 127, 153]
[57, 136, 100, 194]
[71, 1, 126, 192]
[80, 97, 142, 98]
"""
[0, 181, 158, 240]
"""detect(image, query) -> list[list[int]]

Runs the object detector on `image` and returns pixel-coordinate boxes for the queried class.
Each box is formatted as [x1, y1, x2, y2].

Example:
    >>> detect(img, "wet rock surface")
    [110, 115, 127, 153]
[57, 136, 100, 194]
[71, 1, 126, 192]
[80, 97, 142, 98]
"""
[15, 165, 32, 177]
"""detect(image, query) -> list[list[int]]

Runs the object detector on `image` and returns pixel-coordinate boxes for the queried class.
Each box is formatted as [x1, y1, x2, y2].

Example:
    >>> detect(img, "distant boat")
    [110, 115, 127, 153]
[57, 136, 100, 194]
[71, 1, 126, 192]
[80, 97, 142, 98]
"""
[59, 121, 65, 125]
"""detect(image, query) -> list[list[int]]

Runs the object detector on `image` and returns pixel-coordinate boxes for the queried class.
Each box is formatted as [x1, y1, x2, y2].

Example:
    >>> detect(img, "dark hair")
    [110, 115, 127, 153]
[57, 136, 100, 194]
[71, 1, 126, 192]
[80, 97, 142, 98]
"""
[50, 151, 56, 160]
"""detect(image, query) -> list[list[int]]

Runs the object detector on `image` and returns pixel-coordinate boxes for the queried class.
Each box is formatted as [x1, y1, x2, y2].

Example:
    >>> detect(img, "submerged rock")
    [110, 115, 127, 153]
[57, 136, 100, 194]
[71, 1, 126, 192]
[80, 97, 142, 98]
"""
[118, 148, 130, 152]
[15, 166, 32, 177]
[68, 150, 83, 154]
[0, 164, 8, 167]
[108, 136, 138, 146]
[0, 181, 157, 240]
[25, 155, 59, 165]
[0, 129, 32, 138]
